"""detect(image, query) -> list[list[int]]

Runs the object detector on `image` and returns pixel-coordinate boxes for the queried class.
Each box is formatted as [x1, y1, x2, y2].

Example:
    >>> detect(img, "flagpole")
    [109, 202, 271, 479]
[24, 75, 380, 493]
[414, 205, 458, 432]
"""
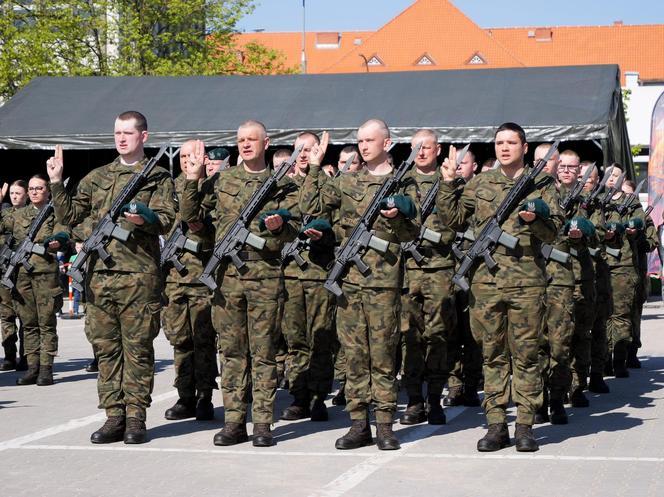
[301, 0, 307, 73]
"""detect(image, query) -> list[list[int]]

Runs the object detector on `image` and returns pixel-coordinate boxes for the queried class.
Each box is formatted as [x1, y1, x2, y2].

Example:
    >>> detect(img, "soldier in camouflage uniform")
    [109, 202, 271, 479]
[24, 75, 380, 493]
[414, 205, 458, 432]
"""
[280, 132, 336, 423]
[2, 175, 69, 386]
[0, 180, 28, 371]
[180, 120, 300, 448]
[303, 119, 420, 451]
[400, 129, 457, 426]
[162, 140, 218, 422]
[47, 111, 176, 444]
[437, 123, 564, 452]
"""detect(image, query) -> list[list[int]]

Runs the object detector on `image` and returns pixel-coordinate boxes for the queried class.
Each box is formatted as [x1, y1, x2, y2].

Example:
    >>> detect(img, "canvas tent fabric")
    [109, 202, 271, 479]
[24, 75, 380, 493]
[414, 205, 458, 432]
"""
[0, 64, 632, 171]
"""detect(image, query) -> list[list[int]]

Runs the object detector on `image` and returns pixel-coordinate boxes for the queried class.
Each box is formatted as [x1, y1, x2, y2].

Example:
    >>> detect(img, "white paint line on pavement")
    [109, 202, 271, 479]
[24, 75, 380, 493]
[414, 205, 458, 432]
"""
[308, 405, 469, 497]
[0, 390, 178, 452]
[14, 444, 664, 464]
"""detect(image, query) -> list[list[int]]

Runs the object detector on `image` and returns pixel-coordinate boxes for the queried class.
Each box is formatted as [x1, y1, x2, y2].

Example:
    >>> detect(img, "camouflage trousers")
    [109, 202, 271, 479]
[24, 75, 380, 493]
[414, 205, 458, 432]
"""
[336, 283, 400, 423]
[401, 268, 456, 398]
[213, 276, 283, 424]
[591, 260, 612, 375]
[282, 278, 336, 400]
[0, 285, 21, 354]
[570, 280, 595, 389]
[607, 267, 638, 353]
[470, 284, 544, 425]
[163, 282, 218, 398]
[333, 320, 345, 384]
[539, 285, 573, 396]
[86, 271, 162, 421]
[448, 289, 483, 390]
[630, 272, 648, 354]
[14, 271, 61, 366]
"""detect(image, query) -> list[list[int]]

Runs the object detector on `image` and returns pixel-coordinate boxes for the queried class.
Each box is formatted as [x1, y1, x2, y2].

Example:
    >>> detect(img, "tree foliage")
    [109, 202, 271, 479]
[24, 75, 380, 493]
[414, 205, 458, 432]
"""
[0, 1, 294, 100]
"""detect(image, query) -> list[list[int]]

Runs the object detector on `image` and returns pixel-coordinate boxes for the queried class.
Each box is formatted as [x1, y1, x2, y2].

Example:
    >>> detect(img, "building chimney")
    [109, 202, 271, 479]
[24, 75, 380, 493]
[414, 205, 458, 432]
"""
[625, 71, 639, 88]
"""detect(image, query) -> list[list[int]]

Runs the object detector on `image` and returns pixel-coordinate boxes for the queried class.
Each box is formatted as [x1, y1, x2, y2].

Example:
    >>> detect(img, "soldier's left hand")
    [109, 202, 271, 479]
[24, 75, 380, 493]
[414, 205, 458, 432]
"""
[605, 230, 615, 240]
[303, 228, 323, 241]
[309, 131, 329, 166]
[626, 227, 637, 236]
[263, 214, 284, 231]
[48, 241, 61, 250]
[124, 212, 145, 225]
[380, 208, 399, 218]
[568, 227, 583, 239]
[187, 221, 204, 233]
[518, 211, 536, 223]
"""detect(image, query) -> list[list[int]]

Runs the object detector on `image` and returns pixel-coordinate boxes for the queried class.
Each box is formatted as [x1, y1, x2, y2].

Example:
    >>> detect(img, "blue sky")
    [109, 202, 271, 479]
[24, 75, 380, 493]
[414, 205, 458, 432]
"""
[236, 0, 664, 32]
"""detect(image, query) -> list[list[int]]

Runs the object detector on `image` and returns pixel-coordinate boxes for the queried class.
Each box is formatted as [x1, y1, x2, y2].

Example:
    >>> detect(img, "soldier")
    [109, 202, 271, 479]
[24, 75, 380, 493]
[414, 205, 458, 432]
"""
[280, 131, 336, 423]
[400, 129, 457, 426]
[180, 120, 300, 448]
[455, 149, 478, 181]
[437, 123, 564, 452]
[338, 145, 363, 173]
[205, 147, 231, 177]
[303, 119, 420, 451]
[46, 110, 176, 444]
[2, 175, 69, 386]
[162, 140, 218, 422]
[0, 180, 28, 371]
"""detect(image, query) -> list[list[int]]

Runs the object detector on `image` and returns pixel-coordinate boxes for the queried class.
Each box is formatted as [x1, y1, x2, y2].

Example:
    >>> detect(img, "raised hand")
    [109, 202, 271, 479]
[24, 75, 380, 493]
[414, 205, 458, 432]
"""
[186, 140, 206, 180]
[309, 131, 329, 166]
[46, 144, 64, 182]
[440, 144, 457, 182]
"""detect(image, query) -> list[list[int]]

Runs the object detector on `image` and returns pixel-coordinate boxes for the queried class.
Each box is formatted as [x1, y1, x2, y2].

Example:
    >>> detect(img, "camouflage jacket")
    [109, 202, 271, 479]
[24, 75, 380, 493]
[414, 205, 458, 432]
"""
[601, 192, 646, 270]
[301, 163, 420, 289]
[2, 204, 69, 274]
[436, 168, 564, 288]
[179, 163, 300, 281]
[545, 183, 575, 287]
[164, 174, 216, 285]
[51, 156, 176, 276]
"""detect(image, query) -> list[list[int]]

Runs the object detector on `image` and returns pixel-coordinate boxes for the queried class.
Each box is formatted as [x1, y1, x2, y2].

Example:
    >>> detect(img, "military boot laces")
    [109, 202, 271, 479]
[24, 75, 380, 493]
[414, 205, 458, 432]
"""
[16, 365, 40, 386]
[549, 398, 568, 425]
[569, 387, 590, 408]
[331, 385, 346, 406]
[427, 395, 446, 425]
[213, 422, 248, 446]
[310, 398, 329, 422]
[588, 373, 610, 394]
[477, 423, 510, 452]
[90, 416, 126, 444]
[36, 365, 54, 386]
[376, 423, 401, 451]
[164, 397, 196, 420]
[514, 423, 539, 452]
[195, 392, 214, 421]
[124, 417, 147, 444]
[335, 418, 373, 450]
[252, 423, 274, 447]
[400, 397, 427, 425]
[443, 386, 463, 407]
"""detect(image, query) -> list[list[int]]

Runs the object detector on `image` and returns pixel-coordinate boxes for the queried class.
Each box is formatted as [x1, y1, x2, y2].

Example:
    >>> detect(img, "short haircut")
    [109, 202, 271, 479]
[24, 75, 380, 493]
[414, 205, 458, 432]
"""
[609, 162, 624, 172]
[560, 149, 580, 162]
[29, 174, 50, 191]
[579, 160, 594, 168]
[273, 148, 292, 162]
[117, 111, 148, 132]
[10, 179, 28, 190]
[359, 118, 390, 139]
[413, 128, 438, 143]
[239, 120, 268, 139]
[495, 122, 526, 144]
[623, 179, 636, 190]
[296, 131, 320, 145]
[534, 143, 558, 159]
[340, 145, 360, 156]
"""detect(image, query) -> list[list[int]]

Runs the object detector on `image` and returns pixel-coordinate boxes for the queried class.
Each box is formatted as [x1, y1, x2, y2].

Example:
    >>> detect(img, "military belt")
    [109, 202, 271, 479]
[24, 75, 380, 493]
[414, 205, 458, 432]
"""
[236, 250, 281, 261]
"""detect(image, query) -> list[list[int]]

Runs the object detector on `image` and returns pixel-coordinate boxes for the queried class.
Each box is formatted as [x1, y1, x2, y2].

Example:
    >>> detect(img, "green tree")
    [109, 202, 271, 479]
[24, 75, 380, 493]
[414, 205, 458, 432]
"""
[0, 1, 293, 100]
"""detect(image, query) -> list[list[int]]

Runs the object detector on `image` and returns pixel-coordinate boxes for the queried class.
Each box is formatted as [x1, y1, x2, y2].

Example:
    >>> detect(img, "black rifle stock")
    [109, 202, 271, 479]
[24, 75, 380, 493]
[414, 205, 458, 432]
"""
[198, 145, 303, 291]
[560, 163, 595, 212]
[581, 165, 614, 210]
[452, 140, 560, 292]
[323, 143, 422, 297]
[616, 178, 646, 216]
[160, 224, 201, 274]
[67, 145, 169, 291]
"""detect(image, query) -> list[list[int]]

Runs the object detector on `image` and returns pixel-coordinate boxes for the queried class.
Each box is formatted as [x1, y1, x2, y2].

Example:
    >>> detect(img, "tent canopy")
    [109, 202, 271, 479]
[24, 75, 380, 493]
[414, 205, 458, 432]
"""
[0, 64, 632, 170]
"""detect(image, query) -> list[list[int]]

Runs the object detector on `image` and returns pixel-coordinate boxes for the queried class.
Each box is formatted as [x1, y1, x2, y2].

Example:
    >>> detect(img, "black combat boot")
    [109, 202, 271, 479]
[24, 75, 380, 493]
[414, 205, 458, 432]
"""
[443, 385, 463, 407]
[462, 384, 481, 407]
[427, 395, 446, 425]
[604, 359, 614, 377]
[195, 391, 214, 421]
[549, 393, 568, 425]
[164, 397, 196, 420]
[400, 396, 427, 425]
[281, 394, 311, 421]
[477, 423, 510, 452]
[376, 423, 400, 450]
[626, 353, 641, 369]
[534, 388, 550, 424]
[514, 423, 539, 452]
[332, 384, 346, 406]
[0, 343, 17, 371]
[335, 417, 373, 450]
[588, 373, 610, 393]
[252, 423, 274, 447]
[36, 365, 54, 386]
[85, 357, 99, 373]
[90, 416, 125, 444]
[213, 422, 248, 446]
[613, 343, 630, 378]
[15, 355, 28, 371]
[569, 387, 589, 408]
[16, 364, 39, 385]
[124, 417, 147, 444]
[310, 397, 329, 422]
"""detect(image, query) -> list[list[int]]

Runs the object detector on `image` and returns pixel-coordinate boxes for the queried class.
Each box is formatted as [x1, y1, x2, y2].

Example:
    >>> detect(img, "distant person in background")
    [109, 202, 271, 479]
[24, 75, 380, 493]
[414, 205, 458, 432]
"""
[455, 149, 477, 181]
[480, 158, 497, 173]
[338, 145, 363, 173]
[206, 147, 231, 177]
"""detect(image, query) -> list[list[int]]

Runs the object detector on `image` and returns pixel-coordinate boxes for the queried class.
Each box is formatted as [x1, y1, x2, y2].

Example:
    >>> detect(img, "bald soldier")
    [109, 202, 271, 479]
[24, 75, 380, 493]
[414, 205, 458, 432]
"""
[303, 119, 420, 451]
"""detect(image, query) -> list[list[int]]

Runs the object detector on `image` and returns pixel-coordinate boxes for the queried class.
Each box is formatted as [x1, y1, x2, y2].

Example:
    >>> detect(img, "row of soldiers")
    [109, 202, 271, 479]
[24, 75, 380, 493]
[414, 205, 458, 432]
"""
[0, 111, 659, 452]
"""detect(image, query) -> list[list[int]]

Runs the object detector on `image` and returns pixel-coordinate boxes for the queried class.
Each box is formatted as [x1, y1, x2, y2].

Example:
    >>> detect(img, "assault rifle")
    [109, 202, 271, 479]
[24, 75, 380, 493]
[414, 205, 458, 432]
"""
[452, 140, 560, 292]
[645, 192, 663, 218]
[324, 143, 422, 297]
[160, 224, 201, 274]
[560, 162, 595, 212]
[401, 144, 470, 265]
[68, 145, 169, 292]
[1, 179, 69, 290]
[581, 165, 614, 210]
[0, 235, 13, 271]
[198, 145, 303, 291]
[616, 178, 646, 216]
[598, 170, 626, 210]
